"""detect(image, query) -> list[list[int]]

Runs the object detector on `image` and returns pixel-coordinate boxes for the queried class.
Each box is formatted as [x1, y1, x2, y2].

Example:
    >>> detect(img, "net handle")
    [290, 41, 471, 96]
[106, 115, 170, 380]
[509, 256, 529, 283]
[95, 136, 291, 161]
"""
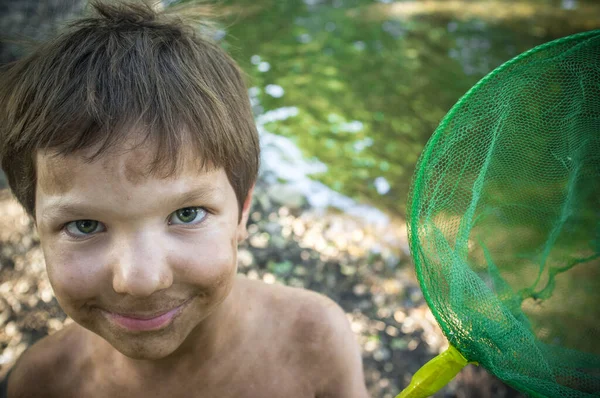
[396, 345, 476, 398]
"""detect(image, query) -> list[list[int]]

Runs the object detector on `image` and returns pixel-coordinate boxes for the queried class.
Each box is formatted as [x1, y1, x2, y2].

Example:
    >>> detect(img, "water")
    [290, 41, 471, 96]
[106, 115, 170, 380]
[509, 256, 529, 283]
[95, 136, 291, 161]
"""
[2, 0, 599, 221]
[213, 0, 600, 217]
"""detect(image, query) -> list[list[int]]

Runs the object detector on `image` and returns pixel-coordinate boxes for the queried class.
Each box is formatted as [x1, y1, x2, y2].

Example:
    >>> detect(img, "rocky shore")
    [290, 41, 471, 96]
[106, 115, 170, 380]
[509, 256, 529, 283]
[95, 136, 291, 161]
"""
[0, 172, 522, 397]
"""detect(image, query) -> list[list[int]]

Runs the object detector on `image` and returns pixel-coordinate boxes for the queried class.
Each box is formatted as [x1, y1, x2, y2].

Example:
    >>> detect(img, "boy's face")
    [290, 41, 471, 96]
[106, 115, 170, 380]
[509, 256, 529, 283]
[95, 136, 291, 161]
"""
[34, 141, 252, 360]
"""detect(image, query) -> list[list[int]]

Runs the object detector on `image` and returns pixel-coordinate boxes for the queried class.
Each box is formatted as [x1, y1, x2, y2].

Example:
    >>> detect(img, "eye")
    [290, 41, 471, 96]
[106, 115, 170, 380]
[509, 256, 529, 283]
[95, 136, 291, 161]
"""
[64, 220, 105, 238]
[168, 207, 207, 225]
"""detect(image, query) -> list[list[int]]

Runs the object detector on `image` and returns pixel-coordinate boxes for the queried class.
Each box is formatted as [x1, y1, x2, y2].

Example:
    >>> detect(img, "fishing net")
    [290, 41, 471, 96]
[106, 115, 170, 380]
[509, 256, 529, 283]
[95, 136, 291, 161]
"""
[404, 30, 600, 397]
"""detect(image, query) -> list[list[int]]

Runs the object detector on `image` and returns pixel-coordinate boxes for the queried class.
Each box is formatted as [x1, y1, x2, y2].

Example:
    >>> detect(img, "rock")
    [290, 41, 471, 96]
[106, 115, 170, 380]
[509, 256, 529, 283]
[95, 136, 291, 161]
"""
[266, 183, 306, 209]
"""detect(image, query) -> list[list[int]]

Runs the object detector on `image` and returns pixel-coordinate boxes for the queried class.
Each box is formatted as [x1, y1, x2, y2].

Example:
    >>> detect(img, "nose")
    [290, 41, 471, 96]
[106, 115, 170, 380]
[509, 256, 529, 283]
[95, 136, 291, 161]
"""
[111, 231, 173, 297]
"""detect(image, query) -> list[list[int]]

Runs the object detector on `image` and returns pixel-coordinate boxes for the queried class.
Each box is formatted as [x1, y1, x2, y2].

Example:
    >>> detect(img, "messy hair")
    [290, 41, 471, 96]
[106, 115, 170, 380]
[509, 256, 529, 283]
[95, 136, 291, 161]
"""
[0, 0, 259, 219]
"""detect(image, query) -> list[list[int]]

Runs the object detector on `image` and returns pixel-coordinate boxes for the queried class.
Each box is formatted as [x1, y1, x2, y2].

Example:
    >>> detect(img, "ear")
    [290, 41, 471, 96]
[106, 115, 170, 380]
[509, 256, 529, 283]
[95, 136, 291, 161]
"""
[236, 183, 255, 243]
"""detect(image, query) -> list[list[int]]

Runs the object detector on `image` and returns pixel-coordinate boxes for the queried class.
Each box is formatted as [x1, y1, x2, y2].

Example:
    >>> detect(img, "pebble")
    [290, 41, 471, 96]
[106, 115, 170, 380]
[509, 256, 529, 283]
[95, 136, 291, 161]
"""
[5, 322, 17, 337]
[394, 310, 407, 323]
[15, 280, 30, 294]
[293, 265, 307, 276]
[237, 249, 254, 267]
[26, 295, 39, 308]
[0, 307, 10, 325]
[378, 378, 390, 388]
[365, 339, 380, 353]
[373, 347, 391, 361]
[353, 283, 368, 296]
[373, 320, 386, 331]
[262, 273, 276, 284]
[41, 289, 54, 303]
[377, 307, 392, 318]
[249, 232, 270, 248]
[47, 318, 64, 333]
[0, 283, 11, 294]
[385, 325, 399, 337]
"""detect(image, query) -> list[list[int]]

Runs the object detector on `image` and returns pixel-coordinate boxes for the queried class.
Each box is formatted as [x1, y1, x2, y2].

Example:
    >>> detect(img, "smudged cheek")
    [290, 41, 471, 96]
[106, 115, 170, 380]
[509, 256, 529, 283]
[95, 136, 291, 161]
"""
[43, 242, 112, 308]
[170, 236, 238, 297]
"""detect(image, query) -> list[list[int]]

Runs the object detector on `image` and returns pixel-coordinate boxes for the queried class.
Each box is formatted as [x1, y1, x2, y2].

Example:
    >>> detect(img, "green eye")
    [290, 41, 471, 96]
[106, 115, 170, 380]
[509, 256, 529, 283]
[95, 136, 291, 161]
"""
[76, 220, 98, 233]
[65, 220, 104, 237]
[170, 207, 206, 225]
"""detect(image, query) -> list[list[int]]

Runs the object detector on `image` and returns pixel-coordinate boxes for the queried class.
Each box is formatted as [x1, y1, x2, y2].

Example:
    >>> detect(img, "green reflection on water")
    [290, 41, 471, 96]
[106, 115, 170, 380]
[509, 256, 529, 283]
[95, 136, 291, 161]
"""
[205, 0, 600, 217]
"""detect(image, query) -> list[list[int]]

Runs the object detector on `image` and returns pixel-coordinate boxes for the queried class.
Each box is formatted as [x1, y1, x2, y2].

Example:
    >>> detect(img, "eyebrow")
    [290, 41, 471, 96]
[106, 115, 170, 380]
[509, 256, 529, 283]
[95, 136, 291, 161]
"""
[172, 186, 218, 208]
[40, 186, 218, 222]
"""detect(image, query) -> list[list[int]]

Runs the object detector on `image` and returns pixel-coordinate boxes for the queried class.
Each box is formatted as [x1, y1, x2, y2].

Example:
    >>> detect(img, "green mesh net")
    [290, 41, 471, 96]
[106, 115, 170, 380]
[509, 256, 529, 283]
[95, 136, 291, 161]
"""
[406, 30, 600, 397]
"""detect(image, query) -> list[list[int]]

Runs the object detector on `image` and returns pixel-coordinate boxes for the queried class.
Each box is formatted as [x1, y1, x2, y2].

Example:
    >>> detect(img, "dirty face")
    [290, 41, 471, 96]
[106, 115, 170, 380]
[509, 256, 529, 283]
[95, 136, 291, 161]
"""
[34, 142, 252, 360]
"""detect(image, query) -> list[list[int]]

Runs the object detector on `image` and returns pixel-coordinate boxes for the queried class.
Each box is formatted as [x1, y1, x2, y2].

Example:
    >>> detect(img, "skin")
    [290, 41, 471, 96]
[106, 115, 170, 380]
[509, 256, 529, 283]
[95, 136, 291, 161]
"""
[7, 139, 370, 398]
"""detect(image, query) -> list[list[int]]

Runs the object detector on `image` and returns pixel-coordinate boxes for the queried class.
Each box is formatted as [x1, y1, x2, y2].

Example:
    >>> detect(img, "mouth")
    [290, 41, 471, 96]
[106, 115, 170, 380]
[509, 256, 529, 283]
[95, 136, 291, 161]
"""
[101, 298, 193, 332]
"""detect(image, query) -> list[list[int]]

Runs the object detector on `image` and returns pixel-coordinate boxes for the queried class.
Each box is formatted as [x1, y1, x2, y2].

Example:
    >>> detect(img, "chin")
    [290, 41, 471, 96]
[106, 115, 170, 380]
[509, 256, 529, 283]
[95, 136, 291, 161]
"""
[115, 342, 179, 360]
[106, 327, 189, 360]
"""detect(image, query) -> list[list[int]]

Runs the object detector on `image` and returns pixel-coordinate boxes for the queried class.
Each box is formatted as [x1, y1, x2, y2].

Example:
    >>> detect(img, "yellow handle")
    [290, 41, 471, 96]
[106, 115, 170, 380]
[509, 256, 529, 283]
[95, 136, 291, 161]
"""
[396, 345, 474, 398]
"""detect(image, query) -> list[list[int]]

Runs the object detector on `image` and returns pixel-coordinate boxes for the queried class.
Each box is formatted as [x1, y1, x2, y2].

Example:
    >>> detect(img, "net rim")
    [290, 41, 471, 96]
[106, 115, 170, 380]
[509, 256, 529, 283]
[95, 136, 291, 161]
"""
[407, 29, 600, 364]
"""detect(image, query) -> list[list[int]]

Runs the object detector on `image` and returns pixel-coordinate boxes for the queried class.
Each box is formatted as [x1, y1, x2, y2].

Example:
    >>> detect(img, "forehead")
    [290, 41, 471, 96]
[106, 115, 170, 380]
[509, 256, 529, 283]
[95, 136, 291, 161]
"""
[36, 143, 211, 197]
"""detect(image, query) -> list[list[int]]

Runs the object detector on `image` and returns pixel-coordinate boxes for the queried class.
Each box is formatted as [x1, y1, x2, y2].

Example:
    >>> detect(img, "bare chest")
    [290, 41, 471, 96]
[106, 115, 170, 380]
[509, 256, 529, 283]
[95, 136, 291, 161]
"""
[74, 361, 315, 398]
[70, 340, 317, 398]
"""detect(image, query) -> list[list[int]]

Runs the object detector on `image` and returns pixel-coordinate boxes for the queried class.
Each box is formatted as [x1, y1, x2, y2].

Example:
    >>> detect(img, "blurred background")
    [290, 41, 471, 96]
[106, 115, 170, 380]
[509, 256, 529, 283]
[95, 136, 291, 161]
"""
[1, 0, 599, 397]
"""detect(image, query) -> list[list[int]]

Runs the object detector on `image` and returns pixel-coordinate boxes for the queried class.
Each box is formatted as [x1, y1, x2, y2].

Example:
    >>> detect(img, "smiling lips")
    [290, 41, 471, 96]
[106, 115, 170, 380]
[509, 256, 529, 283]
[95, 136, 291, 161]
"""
[104, 299, 191, 332]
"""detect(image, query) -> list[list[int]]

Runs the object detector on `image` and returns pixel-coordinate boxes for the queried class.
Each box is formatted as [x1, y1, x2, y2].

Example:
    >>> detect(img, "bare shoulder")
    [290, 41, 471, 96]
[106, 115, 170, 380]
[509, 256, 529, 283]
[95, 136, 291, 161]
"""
[7, 322, 88, 398]
[238, 276, 343, 331]
[239, 278, 370, 397]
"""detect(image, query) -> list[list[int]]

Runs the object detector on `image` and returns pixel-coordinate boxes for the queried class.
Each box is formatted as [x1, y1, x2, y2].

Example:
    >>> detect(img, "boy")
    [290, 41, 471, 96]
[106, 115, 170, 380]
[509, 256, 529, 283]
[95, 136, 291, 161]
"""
[0, 1, 369, 397]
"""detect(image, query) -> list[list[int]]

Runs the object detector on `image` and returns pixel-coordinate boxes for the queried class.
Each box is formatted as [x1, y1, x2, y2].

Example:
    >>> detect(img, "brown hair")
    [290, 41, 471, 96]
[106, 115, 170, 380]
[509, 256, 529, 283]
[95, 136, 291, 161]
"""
[0, 0, 259, 220]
